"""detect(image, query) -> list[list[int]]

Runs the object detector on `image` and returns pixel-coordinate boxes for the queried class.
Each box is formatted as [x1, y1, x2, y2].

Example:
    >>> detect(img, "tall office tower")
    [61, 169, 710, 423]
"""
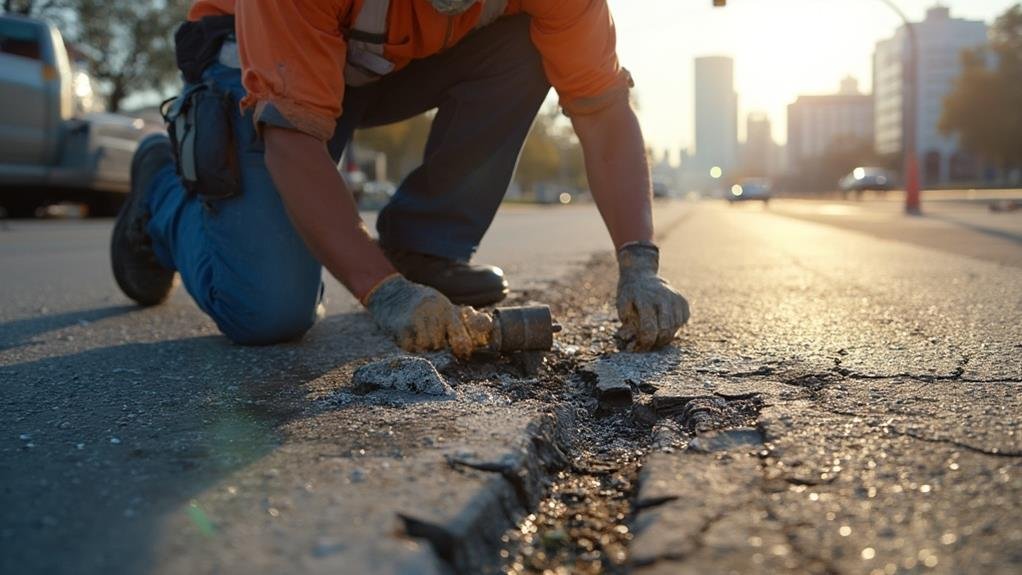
[694, 56, 738, 180]
[874, 6, 987, 185]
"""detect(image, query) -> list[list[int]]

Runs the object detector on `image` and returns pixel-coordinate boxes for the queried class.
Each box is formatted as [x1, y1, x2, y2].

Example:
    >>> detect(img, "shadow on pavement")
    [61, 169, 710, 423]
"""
[926, 212, 1022, 246]
[0, 305, 139, 352]
[0, 311, 388, 574]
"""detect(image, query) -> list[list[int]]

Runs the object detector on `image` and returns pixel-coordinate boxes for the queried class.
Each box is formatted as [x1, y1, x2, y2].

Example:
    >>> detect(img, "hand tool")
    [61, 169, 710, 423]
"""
[484, 305, 560, 354]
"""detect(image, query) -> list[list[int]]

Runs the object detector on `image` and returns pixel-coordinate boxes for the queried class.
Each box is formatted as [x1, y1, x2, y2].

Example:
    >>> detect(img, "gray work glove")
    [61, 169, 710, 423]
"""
[615, 243, 690, 351]
[365, 275, 492, 359]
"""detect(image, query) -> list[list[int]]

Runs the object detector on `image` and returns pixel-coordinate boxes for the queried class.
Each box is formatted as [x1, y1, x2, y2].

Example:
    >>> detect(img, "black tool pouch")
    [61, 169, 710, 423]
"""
[162, 83, 240, 201]
[175, 15, 235, 85]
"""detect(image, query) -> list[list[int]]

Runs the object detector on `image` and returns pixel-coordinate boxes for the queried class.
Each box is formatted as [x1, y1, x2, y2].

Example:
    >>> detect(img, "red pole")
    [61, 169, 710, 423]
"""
[904, 151, 921, 214]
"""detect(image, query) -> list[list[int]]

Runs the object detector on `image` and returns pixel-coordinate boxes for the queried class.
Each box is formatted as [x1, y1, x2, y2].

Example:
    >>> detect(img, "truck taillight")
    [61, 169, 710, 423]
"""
[41, 64, 59, 81]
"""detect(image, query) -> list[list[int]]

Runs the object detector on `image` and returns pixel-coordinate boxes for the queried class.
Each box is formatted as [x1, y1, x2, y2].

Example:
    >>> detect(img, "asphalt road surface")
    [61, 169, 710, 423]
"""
[1, 198, 1019, 574]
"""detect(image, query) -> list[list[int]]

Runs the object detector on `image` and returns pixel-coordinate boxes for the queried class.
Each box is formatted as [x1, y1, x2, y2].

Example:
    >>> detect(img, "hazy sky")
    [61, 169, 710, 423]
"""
[606, 0, 1017, 159]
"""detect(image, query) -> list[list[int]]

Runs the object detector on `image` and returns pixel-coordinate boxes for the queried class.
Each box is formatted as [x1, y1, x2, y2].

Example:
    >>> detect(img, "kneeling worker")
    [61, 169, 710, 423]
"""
[111, 0, 690, 357]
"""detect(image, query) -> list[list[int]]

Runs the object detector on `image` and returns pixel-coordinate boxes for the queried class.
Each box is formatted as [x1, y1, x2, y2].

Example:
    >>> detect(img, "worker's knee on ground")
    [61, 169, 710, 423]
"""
[214, 292, 319, 346]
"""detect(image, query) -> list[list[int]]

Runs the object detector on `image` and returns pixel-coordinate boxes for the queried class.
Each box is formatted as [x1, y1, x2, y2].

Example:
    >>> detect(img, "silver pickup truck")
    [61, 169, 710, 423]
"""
[0, 14, 151, 217]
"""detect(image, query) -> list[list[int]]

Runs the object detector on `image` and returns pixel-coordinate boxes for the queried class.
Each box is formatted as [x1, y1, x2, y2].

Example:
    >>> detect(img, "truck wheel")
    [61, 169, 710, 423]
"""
[88, 195, 125, 218]
[1, 200, 40, 219]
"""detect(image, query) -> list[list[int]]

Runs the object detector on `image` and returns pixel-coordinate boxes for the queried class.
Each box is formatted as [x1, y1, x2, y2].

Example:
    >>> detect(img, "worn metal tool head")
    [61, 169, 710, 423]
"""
[488, 305, 560, 354]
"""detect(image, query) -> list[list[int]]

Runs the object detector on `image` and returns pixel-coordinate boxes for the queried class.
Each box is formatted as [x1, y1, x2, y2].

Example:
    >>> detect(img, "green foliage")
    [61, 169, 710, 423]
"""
[940, 4, 1022, 170]
[3, 0, 52, 14]
[355, 104, 587, 192]
[518, 105, 586, 192]
[354, 113, 433, 181]
[4, 0, 189, 112]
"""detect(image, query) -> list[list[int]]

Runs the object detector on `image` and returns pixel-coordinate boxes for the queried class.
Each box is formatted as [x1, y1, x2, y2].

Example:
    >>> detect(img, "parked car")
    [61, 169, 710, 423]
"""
[652, 181, 672, 198]
[0, 14, 148, 217]
[839, 167, 892, 199]
[728, 178, 771, 204]
[359, 180, 396, 210]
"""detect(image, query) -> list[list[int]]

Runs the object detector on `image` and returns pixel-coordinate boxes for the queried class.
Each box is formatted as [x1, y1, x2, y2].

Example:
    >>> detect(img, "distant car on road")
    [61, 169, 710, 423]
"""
[652, 181, 672, 199]
[0, 14, 147, 217]
[728, 178, 771, 204]
[839, 167, 892, 199]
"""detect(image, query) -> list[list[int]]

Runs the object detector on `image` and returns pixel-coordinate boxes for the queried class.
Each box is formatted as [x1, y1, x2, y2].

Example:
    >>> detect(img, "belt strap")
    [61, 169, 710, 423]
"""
[345, 0, 508, 87]
[345, 0, 394, 86]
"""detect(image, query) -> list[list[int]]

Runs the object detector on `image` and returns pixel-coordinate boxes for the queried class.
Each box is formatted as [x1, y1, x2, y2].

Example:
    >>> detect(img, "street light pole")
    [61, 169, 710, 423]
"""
[712, 0, 921, 214]
[878, 0, 921, 214]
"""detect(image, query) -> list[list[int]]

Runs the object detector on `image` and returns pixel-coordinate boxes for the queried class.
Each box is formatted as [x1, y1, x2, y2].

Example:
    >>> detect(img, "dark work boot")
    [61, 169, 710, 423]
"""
[383, 248, 508, 307]
[110, 134, 176, 306]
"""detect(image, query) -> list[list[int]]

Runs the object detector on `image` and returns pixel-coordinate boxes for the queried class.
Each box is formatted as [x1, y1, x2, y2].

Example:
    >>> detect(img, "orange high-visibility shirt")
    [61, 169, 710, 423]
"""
[188, 0, 632, 140]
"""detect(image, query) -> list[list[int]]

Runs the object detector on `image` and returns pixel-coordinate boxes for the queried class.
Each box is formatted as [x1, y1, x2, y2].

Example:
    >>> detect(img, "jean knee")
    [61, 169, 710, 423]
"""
[214, 288, 320, 346]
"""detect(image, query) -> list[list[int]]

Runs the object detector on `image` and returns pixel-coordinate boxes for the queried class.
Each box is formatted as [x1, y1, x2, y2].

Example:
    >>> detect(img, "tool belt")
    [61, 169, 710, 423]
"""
[163, 15, 240, 201]
[174, 14, 235, 84]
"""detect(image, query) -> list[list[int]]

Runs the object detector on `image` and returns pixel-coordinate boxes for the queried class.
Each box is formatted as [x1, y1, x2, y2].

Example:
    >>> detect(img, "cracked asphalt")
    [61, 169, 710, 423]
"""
[631, 201, 1022, 575]
[2, 198, 1020, 574]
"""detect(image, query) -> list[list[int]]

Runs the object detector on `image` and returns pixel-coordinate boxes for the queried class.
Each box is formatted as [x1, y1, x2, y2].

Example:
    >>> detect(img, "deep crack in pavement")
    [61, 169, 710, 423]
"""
[433, 204, 1022, 574]
[413, 249, 774, 574]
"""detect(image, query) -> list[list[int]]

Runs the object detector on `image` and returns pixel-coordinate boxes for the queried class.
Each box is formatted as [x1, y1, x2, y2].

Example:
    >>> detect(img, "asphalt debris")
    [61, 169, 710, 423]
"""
[351, 356, 455, 397]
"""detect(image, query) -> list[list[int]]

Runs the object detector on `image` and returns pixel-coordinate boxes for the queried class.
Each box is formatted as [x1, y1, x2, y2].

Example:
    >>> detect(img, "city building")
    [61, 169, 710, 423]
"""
[740, 112, 784, 178]
[874, 5, 987, 185]
[651, 149, 680, 194]
[693, 56, 738, 184]
[786, 77, 874, 174]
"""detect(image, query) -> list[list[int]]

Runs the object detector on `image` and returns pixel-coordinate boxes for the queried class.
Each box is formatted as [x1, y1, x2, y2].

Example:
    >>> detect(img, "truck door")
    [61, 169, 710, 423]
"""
[0, 17, 49, 166]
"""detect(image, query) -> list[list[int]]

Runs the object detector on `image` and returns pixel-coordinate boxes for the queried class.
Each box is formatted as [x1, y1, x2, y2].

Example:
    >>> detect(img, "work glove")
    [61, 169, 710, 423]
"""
[365, 275, 492, 359]
[615, 243, 690, 352]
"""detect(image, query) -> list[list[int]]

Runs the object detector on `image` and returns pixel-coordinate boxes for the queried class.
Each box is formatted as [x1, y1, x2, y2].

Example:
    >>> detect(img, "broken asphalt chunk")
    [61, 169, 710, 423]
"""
[581, 358, 636, 407]
[688, 427, 765, 453]
[352, 356, 455, 397]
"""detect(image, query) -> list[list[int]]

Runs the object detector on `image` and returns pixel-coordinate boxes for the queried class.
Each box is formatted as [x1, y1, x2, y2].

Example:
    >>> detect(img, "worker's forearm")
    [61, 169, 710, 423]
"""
[571, 98, 654, 249]
[263, 127, 396, 302]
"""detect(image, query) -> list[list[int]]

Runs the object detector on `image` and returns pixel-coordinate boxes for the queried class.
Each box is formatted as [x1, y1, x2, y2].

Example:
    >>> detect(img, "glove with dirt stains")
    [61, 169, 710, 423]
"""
[615, 243, 690, 351]
[365, 275, 491, 359]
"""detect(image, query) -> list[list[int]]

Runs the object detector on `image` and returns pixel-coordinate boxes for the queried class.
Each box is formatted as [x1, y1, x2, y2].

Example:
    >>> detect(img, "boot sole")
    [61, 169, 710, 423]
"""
[110, 135, 176, 306]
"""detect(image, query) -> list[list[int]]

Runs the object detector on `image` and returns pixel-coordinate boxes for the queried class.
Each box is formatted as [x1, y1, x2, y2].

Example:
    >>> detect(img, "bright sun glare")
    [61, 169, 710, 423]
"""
[607, 0, 1015, 155]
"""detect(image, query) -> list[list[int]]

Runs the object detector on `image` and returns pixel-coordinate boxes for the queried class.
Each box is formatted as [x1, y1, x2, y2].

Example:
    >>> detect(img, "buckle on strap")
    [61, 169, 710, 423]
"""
[343, 0, 392, 86]
[347, 46, 395, 77]
[476, 0, 508, 28]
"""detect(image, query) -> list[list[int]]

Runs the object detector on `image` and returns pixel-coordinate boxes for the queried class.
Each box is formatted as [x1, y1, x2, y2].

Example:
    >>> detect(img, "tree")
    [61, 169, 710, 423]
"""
[3, 0, 59, 15]
[354, 114, 433, 181]
[940, 4, 1022, 176]
[4, 0, 188, 112]
[354, 103, 588, 194]
[516, 106, 566, 192]
[504, 104, 589, 194]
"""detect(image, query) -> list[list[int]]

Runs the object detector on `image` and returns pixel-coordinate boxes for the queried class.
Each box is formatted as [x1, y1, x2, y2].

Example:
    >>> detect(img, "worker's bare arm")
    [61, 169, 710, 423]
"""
[571, 98, 689, 351]
[263, 126, 483, 356]
[263, 126, 396, 301]
[570, 97, 654, 249]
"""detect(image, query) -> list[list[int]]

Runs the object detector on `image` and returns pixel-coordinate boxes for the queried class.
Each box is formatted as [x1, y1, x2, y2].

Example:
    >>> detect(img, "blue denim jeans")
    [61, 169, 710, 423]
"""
[146, 15, 549, 344]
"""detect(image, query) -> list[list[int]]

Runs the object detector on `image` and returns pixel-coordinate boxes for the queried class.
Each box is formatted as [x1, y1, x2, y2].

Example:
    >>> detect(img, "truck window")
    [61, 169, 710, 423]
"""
[0, 19, 43, 61]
